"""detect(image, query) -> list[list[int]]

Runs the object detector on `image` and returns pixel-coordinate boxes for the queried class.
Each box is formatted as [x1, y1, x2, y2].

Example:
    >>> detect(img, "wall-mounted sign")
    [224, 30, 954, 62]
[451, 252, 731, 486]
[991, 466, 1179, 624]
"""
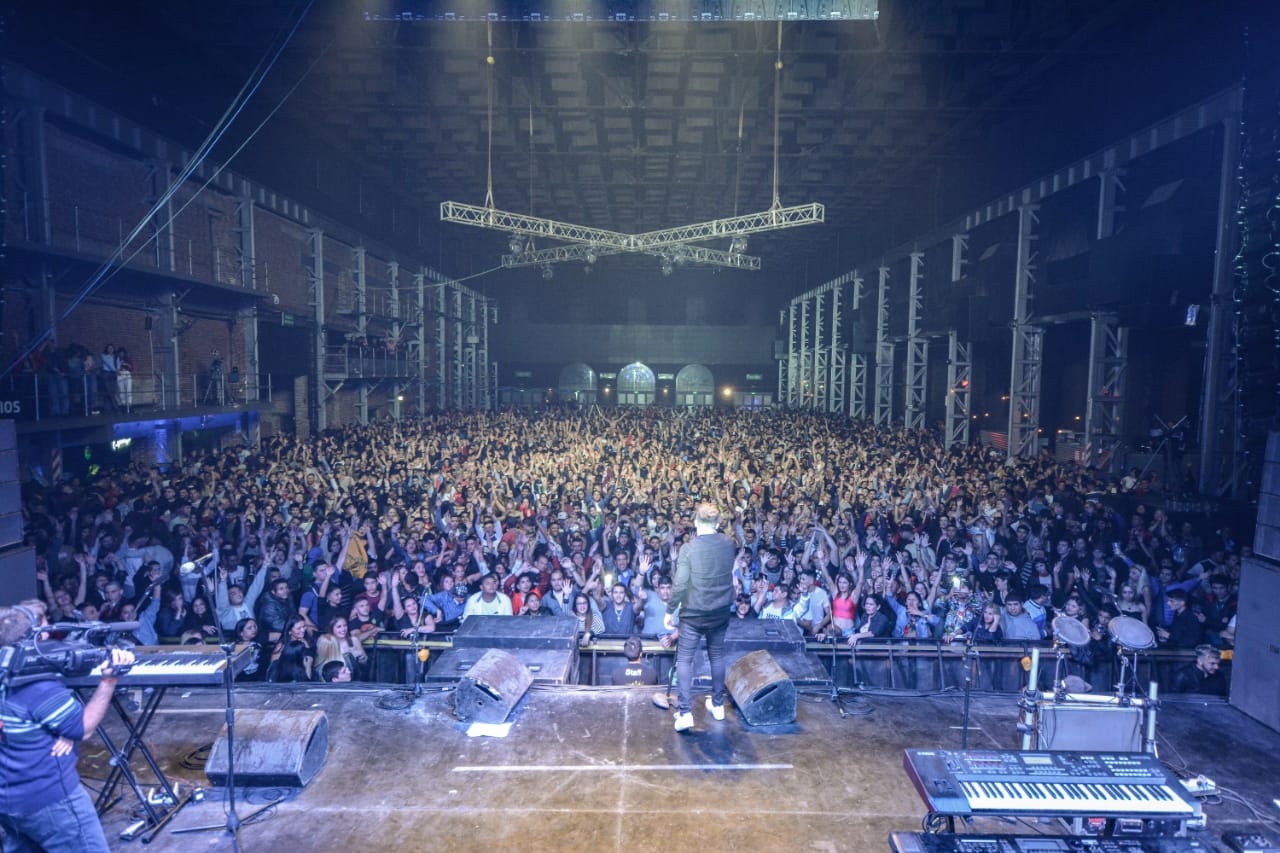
[745, 373, 764, 381]
[514, 370, 533, 379]
[657, 373, 674, 380]
[599, 372, 617, 379]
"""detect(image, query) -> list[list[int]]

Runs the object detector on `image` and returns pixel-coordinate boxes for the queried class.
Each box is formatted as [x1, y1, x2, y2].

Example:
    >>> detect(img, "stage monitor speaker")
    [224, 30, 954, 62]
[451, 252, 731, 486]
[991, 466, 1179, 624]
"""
[454, 648, 533, 723]
[206, 709, 328, 788]
[1035, 701, 1144, 752]
[0, 546, 36, 606]
[726, 649, 796, 726]
[1230, 554, 1280, 732]
[1255, 432, 1280, 560]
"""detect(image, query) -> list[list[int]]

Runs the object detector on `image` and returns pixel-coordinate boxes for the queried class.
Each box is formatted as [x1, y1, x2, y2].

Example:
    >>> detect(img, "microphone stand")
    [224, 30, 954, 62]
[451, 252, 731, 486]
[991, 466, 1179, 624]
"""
[960, 633, 978, 749]
[173, 566, 281, 848]
[406, 588, 431, 696]
[826, 629, 846, 718]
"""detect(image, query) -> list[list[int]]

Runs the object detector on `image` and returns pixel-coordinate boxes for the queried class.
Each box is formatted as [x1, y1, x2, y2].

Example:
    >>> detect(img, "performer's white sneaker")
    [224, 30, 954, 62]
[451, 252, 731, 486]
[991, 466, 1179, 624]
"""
[705, 697, 725, 721]
[673, 712, 694, 732]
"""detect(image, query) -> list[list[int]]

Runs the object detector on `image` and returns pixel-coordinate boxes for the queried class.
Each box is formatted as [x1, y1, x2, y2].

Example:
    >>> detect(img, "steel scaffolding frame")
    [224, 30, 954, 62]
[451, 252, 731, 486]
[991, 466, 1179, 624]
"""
[308, 229, 330, 432]
[945, 331, 971, 448]
[828, 283, 846, 415]
[904, 251, 927, 430]
[452, 287, 464, 409]
[1007, 205, 1042, 459]
[786, 301, 801, 407]
[873, 265, 893, 427]
[434, 278, 447, 409]
[1096, 165, 1126, 240]
[352, 247, 370, 424]
[388, 261, 403, 420]
[811, 287, 826, 411]
[850, 353, 867, 418]
[950, 233, 968, 283]
[463, 291, 479, 410]
[1085, 312, 1126, 471]
[415, 269, 428, 415]
[798, 296, 812, 408]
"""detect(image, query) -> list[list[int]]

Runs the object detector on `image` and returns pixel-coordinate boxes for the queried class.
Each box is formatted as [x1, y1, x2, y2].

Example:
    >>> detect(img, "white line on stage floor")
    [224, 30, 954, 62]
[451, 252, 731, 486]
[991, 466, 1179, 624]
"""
[452, 763, 793, 773]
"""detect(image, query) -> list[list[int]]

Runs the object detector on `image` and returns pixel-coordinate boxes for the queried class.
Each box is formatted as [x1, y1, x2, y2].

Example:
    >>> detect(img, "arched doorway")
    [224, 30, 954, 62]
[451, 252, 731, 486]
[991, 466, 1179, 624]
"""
[675, 363, 714, 407]
[617, 362, 655, 406]
[557, 362, 597, 405]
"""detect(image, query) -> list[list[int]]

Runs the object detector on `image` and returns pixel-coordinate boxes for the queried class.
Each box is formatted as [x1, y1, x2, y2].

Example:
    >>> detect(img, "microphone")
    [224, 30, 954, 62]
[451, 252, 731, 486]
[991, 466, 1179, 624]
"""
[180, 553, 216, 574]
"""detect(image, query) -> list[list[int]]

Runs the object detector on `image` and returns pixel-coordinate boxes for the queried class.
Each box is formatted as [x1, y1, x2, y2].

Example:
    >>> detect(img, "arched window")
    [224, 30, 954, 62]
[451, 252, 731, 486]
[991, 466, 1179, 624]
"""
[617, 362, 655, 406]
[557, 362, 597, 405]
[675, 363, 714, 407]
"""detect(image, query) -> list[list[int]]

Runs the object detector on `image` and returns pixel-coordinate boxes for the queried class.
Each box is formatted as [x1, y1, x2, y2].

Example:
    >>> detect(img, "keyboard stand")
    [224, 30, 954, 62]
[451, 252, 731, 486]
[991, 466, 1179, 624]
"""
[76, 684, 186, 837]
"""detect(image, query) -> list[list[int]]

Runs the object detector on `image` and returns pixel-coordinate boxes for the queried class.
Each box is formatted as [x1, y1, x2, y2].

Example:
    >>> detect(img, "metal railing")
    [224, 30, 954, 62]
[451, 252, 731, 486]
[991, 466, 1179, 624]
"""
[322, 344, 418, 380]
[0, 371, 275, 422]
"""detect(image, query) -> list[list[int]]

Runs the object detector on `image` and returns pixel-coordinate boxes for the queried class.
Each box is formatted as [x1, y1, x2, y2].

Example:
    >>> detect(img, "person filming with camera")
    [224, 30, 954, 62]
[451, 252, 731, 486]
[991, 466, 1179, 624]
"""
[0, 606, 134, 852]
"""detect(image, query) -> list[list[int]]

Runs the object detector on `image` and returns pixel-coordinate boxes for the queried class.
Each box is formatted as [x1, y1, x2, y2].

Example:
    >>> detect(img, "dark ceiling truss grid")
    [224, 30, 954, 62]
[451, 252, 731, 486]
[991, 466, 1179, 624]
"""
[122, 0, 1180, 270]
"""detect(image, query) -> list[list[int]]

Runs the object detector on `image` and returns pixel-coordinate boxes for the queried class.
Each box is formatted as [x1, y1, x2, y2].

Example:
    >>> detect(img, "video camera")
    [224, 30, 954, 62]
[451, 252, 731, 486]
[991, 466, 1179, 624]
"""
[0, 621, 138, 689]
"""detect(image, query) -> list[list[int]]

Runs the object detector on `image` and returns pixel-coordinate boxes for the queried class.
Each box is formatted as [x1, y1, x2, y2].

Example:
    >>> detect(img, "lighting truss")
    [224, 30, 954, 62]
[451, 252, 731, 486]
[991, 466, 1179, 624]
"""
[442, 200, 819, 271]
[501, 241, 761, 270]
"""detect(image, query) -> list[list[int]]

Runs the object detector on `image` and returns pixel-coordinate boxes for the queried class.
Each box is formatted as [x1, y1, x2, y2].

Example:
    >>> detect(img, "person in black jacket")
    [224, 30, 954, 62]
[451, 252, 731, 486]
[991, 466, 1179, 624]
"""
[666, 503, 735, 732]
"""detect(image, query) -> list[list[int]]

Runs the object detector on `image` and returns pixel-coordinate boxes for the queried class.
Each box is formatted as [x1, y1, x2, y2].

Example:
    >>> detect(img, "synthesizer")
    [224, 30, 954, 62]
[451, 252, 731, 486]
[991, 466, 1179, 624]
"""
[903, 749, 1198, 819]
[64, 645, 253, 687]
[889, 832, 1212, 853]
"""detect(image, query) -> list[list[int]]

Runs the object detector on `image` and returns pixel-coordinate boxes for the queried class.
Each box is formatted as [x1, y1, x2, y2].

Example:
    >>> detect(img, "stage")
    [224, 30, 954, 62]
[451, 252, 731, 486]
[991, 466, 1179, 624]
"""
[81, 683, 1279, 852]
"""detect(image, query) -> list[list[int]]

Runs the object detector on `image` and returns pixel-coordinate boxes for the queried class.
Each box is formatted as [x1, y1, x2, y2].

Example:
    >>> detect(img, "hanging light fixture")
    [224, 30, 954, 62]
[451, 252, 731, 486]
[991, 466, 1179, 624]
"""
[441, 21, 821, 272]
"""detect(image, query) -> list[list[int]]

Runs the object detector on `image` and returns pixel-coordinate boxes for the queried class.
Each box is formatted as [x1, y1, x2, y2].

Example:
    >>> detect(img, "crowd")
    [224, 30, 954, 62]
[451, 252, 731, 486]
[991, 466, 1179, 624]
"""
[19, 338, 137, 416]
[22, 408, 1246, 693]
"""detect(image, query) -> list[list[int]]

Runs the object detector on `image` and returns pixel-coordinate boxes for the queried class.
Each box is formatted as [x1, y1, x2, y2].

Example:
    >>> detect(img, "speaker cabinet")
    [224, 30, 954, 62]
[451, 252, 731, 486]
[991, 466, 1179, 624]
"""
[726, 649, 796, 726]
[454, 648, 533, 723]
[1230, 554, 1280, 732]
[206, 709, 329, 787]
[1035, 698, 1145, 752]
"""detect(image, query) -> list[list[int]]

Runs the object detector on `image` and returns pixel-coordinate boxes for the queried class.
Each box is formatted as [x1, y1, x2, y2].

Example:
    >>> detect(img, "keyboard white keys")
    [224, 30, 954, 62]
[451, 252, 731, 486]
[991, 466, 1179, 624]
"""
[957, 780, 1188, 814]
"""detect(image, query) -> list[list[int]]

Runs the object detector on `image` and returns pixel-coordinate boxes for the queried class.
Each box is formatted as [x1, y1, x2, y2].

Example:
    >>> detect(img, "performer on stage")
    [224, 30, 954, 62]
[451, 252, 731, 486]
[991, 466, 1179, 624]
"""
[665, 503, 736, 732]
[0, 606, 134, 852]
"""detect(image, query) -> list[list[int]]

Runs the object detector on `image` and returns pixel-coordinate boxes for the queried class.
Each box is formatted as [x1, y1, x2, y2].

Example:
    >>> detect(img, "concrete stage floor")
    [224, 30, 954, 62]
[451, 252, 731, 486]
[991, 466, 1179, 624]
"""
[82, 684, 1280, 853]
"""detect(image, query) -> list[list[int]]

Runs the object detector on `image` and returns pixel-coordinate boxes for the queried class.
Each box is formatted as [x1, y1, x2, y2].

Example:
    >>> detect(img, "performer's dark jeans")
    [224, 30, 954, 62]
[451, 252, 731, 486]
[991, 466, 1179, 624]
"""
[0, 785, 110, 853]
[675, 617, 728, 715]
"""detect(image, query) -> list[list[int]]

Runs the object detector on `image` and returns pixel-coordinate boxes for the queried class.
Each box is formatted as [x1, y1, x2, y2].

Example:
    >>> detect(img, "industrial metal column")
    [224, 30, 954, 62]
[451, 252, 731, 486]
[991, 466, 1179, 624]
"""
[415, 269, 428, 415]
[1084, 312, 1127, 471]
[873, 265, 893, 427]
[1007, 205, 1043, 459]
[828, 282, 846, 415]
[904, 251, 927, 430]
[352, 247, 369, 425]
[308, 229, 327, 432]
[945, 331, 971, 448]
[811, 289, 826, 410]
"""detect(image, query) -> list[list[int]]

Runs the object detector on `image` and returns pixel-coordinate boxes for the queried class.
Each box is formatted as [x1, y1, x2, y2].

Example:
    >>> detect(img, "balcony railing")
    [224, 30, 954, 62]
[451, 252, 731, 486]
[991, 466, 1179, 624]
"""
[323, 344, 418, 380]
[0, 371, 276, 422]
